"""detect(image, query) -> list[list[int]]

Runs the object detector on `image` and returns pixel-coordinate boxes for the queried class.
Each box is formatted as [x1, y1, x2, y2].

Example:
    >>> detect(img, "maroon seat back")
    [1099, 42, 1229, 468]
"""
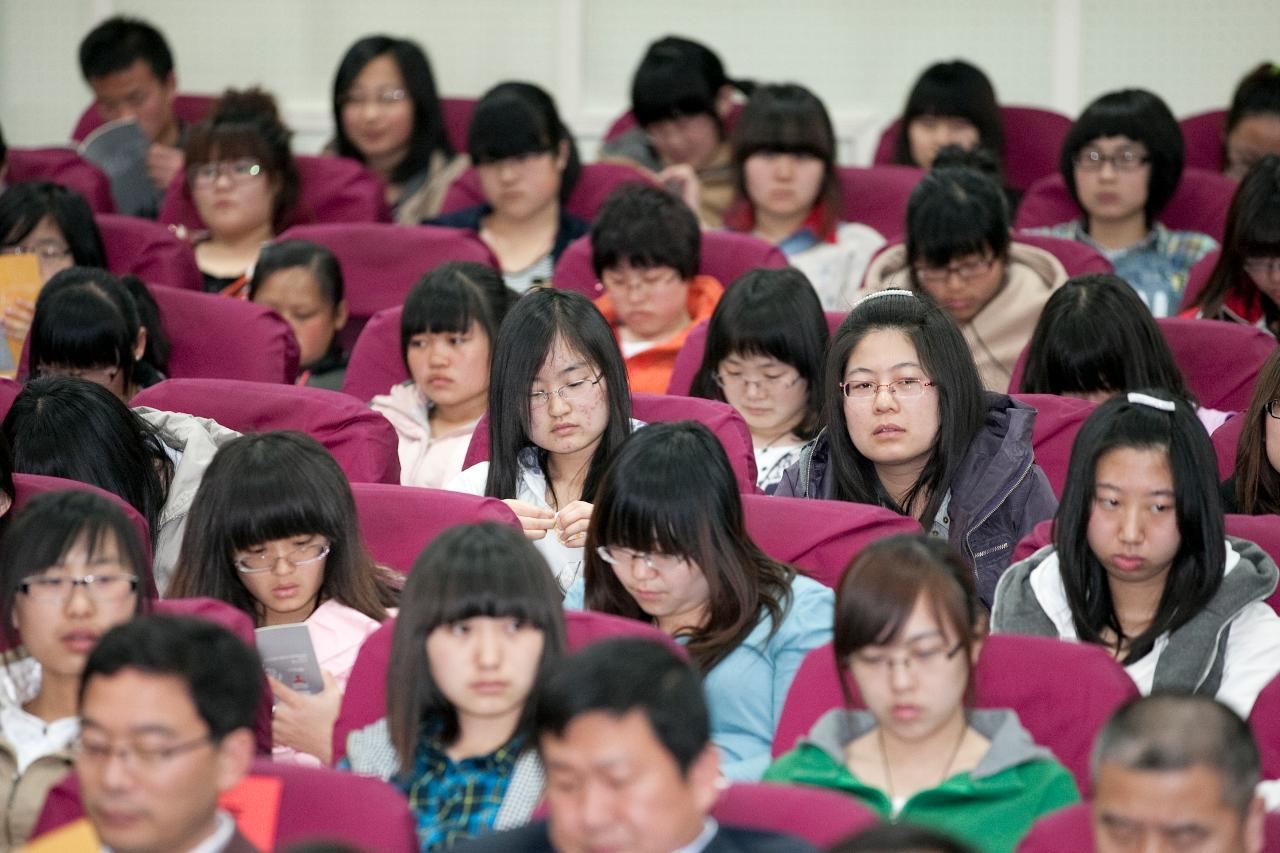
[350, 482, 521, 574]
[461, 393, 758, 493]
[551, 230, 787, 298]
[837, 165, 925, 241]
[0, 377, 22, 421]
[711, 783, 878, 847]
[1010, 394, 1098, 498]
[1250, 672, 1280, 780]
[439, 161, 656, 222]
[1179, 247, 1222, 312]
[159, 155, 390, 230]
[341, 306, 406, 403]
[6, 148, 115, 213]
[440, 97, 475, 153]
[1015, 168, 1237, 243]
[70, 94, 218, 142]
[1180, 109, 1229, 173]
[150, 287, 299, 383]
[1012, 232, 1113, 277]
[132, 378, 399, 484]
[773, 635, 1137, 795]
[96, 213, 202, 291]
[1212, 413, 1245, 480]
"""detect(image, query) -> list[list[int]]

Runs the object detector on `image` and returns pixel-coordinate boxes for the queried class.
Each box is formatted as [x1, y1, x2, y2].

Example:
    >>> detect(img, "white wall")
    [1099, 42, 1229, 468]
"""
[2, 0, 1278, 162]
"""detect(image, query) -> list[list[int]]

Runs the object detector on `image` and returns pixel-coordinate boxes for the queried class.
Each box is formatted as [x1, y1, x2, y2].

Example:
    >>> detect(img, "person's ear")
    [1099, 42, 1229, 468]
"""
[333, 299, 349, 331]
[214, 728, 256, 793]
[0, 492, 11, 518]
[688, 744, 723, 816]
[133, 327, 148, 361]
[714, 85, 735, 122]
[555, 139, 570, 172]
[1244, 793, 1266, 853]
[161, 71, 177, 100]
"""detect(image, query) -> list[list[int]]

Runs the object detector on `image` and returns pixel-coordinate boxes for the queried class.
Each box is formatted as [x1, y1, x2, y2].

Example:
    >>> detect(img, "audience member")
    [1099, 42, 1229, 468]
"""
[1091, 695, 1265, 853]
[1223, 63, 1280, 182]
[591, 183, 722, 393]
[766, 534, 1078, 853]
[74, 615, 261, 853]
[448, 289, 636, 590]
[1225, 347, 1280, 514]
[568, 421, 833, 780]
[458, 638, 819, 852]
[167, 431, 398, 764]
[726, 83, 885, 310]
[341, 522, 564, 851]
[330, 35, 466, 223]
[991, 392, 1280, 717]
[690, 268, 828, 493]
[372, 261, 516, 488]
[1030, 88, 1217, 316]
[248, 240, 350, 389]
[430, 82, 586, 292]
[775, 290, 1057, 607]
[0, 491, 152, 847]
[889, 61, 1006, 188]
[183, 88, 299, 294]
[863, 149, 1066, 391]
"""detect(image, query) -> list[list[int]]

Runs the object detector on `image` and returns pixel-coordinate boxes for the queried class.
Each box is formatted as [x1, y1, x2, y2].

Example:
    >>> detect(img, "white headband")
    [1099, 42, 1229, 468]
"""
[854, 288, 917, 307]
[1127, 392, 1176, 412]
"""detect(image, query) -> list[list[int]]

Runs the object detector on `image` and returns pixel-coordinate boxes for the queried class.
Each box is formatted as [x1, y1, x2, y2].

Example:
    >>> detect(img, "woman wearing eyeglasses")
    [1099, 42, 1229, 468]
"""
[566, 420, 833, 781]
[0, 491, 153, 848]
[168, 431, 399, 766]
[1027, 89, 1217, 317]
[1224, 348, 1280, 515]
[775, 291, 1057, 608]
[861, 149, 1067, 392]
[765, 534, 1077, 853]
[181, 88, 300, 294]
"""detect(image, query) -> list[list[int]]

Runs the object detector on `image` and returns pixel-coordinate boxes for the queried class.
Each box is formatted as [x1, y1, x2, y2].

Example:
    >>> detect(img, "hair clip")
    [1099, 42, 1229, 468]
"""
[854, 289, 917, 307]
[1127, 392, 1176, 412]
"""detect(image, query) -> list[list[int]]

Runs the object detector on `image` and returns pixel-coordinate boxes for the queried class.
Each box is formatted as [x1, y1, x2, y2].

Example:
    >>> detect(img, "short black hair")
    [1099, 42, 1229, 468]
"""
[905, 161, 1011, 272]
[630, 36, 733, 130]
[892, 60, 1004, 170]
[590, 183, 700, 280]
[30, 267, 147, 392]
[1061, 89, 1184, 224]
[0, 182, 107, 269]
[535, 638, 709, 775]
[250, 239, 345, 308]
[1227, 63, 1280, 138]
[399, 261, 514, 372]
[78, 16, 174, 82]
[830, 823, 977, 853]
[80, 614, 261, 741]
[468, 82, 580, 204]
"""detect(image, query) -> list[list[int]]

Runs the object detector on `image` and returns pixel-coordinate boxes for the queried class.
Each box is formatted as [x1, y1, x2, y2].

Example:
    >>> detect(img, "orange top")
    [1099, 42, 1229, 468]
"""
[594, 274, 724, 394]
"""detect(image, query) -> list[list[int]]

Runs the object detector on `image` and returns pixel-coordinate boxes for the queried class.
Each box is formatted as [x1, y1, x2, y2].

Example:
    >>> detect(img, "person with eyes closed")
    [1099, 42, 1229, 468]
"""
[991, 393, 1280, 718]
[0, 491, 153, 848]
[1221, 63, 1280, 183]
[775, 290, 1057, 608]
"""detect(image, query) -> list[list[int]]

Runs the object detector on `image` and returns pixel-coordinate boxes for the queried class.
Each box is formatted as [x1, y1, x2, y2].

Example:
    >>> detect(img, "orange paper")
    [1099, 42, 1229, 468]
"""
[0, 253, 42, 378]
[20, 817, 100, 852]
[219, 773, 284, 851]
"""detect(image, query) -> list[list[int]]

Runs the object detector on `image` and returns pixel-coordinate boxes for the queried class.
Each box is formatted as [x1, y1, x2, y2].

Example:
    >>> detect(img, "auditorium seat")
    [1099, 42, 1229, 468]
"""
[147, 287, 300, 383]
[6, 148, 115, 214]
[1011, 394, 1098, 498]
[70, 94, 217, 142]
[1180, 109, 1229, 173]
[96, 213, 203, 291]
[837, 165, 925, 241]
[712, 782, 878, 847]
[1179, 248, 1221, 312]
[1212, 412, 1244, 480]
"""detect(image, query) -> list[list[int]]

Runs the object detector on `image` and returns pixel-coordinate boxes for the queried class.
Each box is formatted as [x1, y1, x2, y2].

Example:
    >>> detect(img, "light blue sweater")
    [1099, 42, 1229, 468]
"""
[563, 573, 833, 781]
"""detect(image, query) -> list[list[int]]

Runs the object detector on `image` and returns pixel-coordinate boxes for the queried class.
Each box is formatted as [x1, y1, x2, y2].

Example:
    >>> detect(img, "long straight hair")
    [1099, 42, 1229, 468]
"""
[891, 60, 1004, 171]
[1054, 394, 1225, 663]
[584, 421, 794, 674]
[1234, 348, 1280, 515]
[385, 522, 566, 774]
[823, 292, 984, 527]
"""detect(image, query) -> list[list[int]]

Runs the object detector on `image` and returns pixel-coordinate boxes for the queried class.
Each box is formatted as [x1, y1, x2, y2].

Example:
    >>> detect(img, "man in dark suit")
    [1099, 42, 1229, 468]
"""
[457, 638, 816, 853]
[74, 615, 262, 853]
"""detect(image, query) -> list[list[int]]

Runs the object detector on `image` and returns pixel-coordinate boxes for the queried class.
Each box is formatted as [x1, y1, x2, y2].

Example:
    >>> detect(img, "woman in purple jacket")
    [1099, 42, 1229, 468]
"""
[776, 289, 1057, 606]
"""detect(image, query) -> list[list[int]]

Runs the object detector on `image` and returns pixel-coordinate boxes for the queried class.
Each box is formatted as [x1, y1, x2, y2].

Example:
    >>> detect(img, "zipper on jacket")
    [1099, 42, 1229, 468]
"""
[965, 459, 1033, 587]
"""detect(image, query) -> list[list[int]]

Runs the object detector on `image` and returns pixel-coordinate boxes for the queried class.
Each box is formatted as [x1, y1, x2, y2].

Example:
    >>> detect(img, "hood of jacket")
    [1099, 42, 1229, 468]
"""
[134, 407, 242, 528]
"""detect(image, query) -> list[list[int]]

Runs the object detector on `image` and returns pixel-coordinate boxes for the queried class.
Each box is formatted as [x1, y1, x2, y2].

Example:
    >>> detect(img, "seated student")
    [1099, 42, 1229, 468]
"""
[829, 824, 975, 853]
[766, 534, 1078, 853]
[372, 261, 515, 489]
[1186, 155, 1280, 337]
[776, 290, 1057, 607]
[168, 432, 398, 765]
[890, 60, 1005, 174]
[1091, 695, 1266, 853]
[1223, 63, 1280, 182]
[448, 289, 637, 590]
[72, 615, 261, 853]
[599, 36, 748, 228]
[248, 240, 350, 390]
[0, 491, 152, 848]
[430, 83, 587, 293]
[1021, 273, 1231, 433]
[1028, 89, 1218, 316]
[863, 149, 1067, 392]
[331, 35, 467, 223]
[690, 268, 828, 493]
[458, 638, 818, 853]
[725, 84, 885, 310]
[567, 421, 833, 780]
[77, 16, 187, 217]
[29, 267, 169, 400]
[3, 376, 240, 592]
[182, 88, 300, 294]
[991, 392, 1280, 717]
[591, 183, 722, 394]
[1225, 348, 1280, 515]
[341, 522, 563, 851]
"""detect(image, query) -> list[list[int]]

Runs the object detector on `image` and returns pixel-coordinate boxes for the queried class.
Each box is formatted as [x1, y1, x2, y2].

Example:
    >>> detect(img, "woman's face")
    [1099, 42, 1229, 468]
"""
[1244, 254, 1280, 308]
[842, 329, 941, 477]
[1225, 113, 1280, 182]
[476, 142, 567, 223]
[12, 530, 138, 685]
[1086, 446, 1181, 593]
[527, 336, 610, 461]
[252, 267, 347, 370]
[1072, 135, 1151, 227]
[233, 534, 328, 627]
[716, 351, 808, 443]
[913, 250, 1006, 324]
[743, 152, 825, 226]
[907, 115, 981, 169]
[340, 53, 415, 173]
[645, 112, 723, 170]
[604, 547, 710, 634]
[1267, 401, 1280, 477]
[3, 216, 75, 283]
[848, 594, 974, 744]
[191, 156, 279, 241]
[425, 616, 545, 726]
[407, 320, 492, 417]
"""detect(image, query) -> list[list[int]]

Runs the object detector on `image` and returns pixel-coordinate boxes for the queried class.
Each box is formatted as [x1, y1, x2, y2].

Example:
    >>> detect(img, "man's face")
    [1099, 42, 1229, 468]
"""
[542, 710, 720, 853]
[1093, 762, 1265, 853]
[77, 668, 253, 853]
[88, 59, 178, 145]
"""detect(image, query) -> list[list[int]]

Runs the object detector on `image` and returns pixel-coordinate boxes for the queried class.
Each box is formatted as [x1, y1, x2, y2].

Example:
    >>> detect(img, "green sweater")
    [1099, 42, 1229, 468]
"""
[763, 709, 1079, 853]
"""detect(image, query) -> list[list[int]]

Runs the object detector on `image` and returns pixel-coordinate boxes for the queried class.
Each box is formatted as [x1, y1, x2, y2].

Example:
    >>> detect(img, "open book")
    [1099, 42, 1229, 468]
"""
[78, 118, 158, 217]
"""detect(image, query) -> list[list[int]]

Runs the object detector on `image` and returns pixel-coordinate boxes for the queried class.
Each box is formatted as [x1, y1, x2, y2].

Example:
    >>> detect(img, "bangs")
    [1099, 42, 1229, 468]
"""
[219, 463, 338, 551]
[1239, 198, 1280, 257]
[185, 126, 273, 169]
[404, 280, 479, 337]
[34, 291, 129, 371]
[909, 199, 995, 267]
[907, 81, 983, 124]
[1039, 325, 1126, 395]
[594, 455, 708, 557]
[735, 97, 834, 164]
[468, 98, 553, 163]
[432, 557, 557, 628]
[720, 313, 809, 375]
[633, 65, 717, 126]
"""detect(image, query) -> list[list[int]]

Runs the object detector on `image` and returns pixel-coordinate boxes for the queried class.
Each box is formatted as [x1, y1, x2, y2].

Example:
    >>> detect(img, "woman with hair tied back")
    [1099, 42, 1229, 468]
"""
[765, 534, 1078, 853]
[1223, 348, 1280, 516]
[1222, 63, 1280, 182]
